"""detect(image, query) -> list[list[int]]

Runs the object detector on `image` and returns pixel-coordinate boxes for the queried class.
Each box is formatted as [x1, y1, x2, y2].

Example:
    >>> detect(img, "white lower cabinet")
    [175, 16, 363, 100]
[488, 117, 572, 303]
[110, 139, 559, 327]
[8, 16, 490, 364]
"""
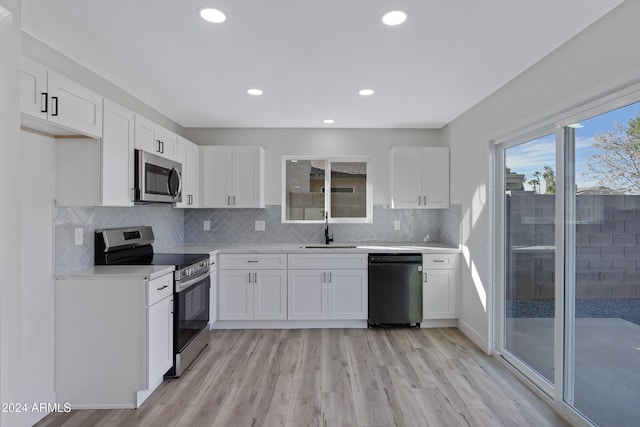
[328, 270, 368, 319]
[55, 271, 174, 408]
[147, 292, 174, 383]
[287, 269, 325, 319]
[219, 269, 287, 320]
[422, 254, 459, 320]
[287, 269, 367, 320]
[287, 254, 367, 321]
[210, 256, 218, 326]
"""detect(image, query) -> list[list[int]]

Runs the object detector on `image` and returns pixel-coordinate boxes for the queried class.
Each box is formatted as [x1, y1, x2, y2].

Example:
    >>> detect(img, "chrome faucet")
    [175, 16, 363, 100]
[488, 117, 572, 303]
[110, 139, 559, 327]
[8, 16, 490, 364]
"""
[324, 212, 333, 245]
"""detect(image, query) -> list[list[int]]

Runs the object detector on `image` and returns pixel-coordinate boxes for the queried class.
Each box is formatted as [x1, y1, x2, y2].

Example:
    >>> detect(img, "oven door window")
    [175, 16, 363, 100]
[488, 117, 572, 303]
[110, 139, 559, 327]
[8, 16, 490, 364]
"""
[175, 276, 210, 353]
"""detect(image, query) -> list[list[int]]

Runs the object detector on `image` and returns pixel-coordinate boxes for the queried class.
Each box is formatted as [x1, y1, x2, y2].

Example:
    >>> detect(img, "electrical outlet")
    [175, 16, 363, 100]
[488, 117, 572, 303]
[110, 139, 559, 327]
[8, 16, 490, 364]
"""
[255, 220, 266, 231]
[394, 220, 401, 230]
[74, 228, 83, 245]
[203, 220, 211, 231]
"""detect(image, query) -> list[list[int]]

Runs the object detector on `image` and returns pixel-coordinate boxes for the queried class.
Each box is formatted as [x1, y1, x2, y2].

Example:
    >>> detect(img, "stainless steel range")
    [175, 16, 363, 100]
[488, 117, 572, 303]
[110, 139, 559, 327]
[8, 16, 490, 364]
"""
[95, 226, 210, 377]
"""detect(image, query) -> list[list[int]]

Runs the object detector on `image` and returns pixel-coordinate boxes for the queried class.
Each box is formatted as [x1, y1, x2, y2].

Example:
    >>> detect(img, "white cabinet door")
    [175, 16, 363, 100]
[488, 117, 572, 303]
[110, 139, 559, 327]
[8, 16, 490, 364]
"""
[156, 126, 177, 161]
[390, 147, 450, 209]
[175, 138, 199, 208]
[219, 270, 253, 320]
[185, 142, 200, 207]
[202, 146, 233, 207]
[47, 69, 103, 138]
[233, 146, 264, 208]
[390, 147, 423, 208]
[147, 295, 173, 388]
[134, 115, 176, 160]
[20, 57, 103, 138]
[201, 146, 264, 208]
[210, 264, 217, 325]
[253, 270, 287, 320]
[134, 115, 160, 154]
[287, 270, 326, 320]
[102, 99, 134, 206]
[423, 148, 449, 209]
[20, 55, 47, 119]
[327, 270, 367, 320]
[422, 268, 456, 319]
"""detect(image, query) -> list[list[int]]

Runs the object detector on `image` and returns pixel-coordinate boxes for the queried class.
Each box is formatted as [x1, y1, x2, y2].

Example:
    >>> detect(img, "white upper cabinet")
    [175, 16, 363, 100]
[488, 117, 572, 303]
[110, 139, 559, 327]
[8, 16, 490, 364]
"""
[20, 55, 48, 119]
[56, 99, 134, 207]
[101, 99, 135, 206]
[20, 56, 103, 138]
[134, 114, 177, 161]
[201, 146, 265, 208]
[390, 147, 449, 209]
[175, 137, 200, 208]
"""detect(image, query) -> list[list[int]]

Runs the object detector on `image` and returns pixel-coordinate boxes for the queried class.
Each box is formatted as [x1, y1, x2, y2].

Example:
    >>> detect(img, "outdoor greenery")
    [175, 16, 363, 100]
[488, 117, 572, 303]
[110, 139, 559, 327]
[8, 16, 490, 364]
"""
[587, 112, 640, 194]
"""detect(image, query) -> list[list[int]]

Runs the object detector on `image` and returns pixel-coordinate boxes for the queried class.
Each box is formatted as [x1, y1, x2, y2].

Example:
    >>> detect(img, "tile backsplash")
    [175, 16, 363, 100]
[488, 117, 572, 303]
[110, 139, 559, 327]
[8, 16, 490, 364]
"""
[54, 206, 184, 273]
[184, 204, 461, 247]
[54, 204, 460, 273]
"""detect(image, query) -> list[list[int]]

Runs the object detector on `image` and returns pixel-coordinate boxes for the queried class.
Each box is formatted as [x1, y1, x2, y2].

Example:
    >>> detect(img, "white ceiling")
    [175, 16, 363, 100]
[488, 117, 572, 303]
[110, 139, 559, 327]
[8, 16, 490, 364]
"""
[21, 0, 623, 129]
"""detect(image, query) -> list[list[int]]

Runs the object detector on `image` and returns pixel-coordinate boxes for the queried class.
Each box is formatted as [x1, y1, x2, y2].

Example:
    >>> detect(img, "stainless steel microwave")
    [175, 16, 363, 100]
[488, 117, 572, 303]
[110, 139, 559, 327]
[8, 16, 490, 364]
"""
[134, 149, 182, 203]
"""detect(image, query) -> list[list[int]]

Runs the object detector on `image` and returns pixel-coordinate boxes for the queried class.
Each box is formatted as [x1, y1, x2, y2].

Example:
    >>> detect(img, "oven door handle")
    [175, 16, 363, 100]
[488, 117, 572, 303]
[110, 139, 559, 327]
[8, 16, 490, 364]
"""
[175, 269, 210, 293]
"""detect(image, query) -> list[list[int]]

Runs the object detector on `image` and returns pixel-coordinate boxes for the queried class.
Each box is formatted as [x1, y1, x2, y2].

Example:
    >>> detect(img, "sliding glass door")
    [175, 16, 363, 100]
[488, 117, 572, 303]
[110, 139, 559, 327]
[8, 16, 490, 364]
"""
[496, 97, 640, 427]
[501, 134, 557, 389]
[564, 101, 640, 427]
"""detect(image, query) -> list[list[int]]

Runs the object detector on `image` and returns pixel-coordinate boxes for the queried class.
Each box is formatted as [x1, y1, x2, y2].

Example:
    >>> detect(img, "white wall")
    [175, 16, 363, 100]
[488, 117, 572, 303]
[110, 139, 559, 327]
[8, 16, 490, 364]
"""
[184, 128, 442, 205]
[21, 33, 184, 135]
[20, 130, 56, 425]
[0, 0, 23, 426]
[443, 0, 640, 353]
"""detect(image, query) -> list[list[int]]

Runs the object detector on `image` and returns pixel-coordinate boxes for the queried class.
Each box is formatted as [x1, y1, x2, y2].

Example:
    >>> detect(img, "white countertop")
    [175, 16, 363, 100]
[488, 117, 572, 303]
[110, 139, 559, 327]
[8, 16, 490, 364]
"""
[158, 242, 460, 256]
[55, 265, 175, 280]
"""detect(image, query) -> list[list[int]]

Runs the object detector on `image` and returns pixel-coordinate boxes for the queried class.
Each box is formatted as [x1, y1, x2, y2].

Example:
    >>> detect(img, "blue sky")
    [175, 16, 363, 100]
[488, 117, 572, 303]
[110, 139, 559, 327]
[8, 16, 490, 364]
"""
[505, 101, 640, 192]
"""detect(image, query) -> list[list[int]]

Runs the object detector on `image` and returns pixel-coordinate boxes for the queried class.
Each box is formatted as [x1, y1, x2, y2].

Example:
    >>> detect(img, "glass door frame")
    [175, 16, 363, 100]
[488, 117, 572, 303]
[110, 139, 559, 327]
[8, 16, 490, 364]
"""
[493, 124, 563, 400]
[493, 81, 640, 426]
[557, 88, 640, 412]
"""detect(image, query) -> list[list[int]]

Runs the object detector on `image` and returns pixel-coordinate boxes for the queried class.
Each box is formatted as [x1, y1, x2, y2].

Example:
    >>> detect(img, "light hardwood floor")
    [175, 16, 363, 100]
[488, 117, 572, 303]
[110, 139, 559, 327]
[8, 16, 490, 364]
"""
[36, 328, 569, 427]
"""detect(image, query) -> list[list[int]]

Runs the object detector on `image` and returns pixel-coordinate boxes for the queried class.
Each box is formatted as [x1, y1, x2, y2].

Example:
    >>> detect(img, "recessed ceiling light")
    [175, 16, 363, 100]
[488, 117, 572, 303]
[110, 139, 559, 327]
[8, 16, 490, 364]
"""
[247, 88, 263, 96]
[568, 123, 584, 128]
[359, 89, 375, 96]
[200, 8, 226, 23]
[382, 10, 407, 26]
[323, 119, 336, 124]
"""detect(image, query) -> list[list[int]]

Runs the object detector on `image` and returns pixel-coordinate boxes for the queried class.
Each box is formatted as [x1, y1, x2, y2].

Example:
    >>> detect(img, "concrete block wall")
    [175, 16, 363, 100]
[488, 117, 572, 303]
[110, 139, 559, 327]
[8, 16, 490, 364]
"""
[508, 192, 640, 300]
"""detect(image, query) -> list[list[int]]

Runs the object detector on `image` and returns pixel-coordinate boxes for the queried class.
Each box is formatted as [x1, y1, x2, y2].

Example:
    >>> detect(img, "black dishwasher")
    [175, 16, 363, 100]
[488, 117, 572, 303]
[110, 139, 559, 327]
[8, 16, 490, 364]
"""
[368, 254, 423, 327]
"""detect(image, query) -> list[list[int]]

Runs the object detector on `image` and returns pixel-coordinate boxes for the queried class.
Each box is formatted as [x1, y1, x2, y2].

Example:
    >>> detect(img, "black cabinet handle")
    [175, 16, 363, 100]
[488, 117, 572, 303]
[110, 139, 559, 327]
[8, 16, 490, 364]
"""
[41, 93, 48, 113]
[51, 96, 58, 116]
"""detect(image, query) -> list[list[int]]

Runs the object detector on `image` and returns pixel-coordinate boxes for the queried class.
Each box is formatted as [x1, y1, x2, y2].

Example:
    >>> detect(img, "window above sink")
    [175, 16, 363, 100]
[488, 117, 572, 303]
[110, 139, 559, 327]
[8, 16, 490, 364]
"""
[282, 156, 372, 224]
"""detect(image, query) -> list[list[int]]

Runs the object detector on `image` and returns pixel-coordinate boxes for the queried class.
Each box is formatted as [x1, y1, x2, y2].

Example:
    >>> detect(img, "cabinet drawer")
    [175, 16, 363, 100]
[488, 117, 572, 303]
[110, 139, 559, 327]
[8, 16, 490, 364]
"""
[288, 253, 367, 270]
[147, 273, 173, 306]
[220, 253, 287, 270]
[422, 253, 459, 269]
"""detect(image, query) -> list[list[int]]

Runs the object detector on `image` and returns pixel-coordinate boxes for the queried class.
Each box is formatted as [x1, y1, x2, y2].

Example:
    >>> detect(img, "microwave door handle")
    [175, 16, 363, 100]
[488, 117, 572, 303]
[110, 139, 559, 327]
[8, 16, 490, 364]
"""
[167, 168, 182, 198]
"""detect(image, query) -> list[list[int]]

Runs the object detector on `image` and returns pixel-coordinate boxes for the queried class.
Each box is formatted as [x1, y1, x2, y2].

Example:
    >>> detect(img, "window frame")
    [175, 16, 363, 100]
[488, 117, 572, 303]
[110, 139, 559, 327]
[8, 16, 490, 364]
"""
[281, 155, 373, 224]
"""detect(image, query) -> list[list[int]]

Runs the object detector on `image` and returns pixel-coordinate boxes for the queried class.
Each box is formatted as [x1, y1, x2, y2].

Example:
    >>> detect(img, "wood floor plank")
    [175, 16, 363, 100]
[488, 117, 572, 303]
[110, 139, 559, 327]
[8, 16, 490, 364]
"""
[285, 370, 322, 427]
[35, 327, 569, 427]
[321, 392, 357, 427]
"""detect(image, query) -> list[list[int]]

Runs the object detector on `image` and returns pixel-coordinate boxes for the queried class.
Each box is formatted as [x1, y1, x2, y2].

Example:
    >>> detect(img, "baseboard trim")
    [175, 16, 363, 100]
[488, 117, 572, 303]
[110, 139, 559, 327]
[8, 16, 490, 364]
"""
[26, 392, 58, 426]
[419, 319, 458, 328]
[457, 318, 489, 354]
[212, 319, 367, 329]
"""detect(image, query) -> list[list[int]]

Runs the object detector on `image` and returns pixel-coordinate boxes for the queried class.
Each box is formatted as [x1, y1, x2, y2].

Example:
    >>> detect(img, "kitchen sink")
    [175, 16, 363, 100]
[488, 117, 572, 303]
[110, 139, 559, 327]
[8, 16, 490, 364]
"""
[300, 245, 358, 249]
